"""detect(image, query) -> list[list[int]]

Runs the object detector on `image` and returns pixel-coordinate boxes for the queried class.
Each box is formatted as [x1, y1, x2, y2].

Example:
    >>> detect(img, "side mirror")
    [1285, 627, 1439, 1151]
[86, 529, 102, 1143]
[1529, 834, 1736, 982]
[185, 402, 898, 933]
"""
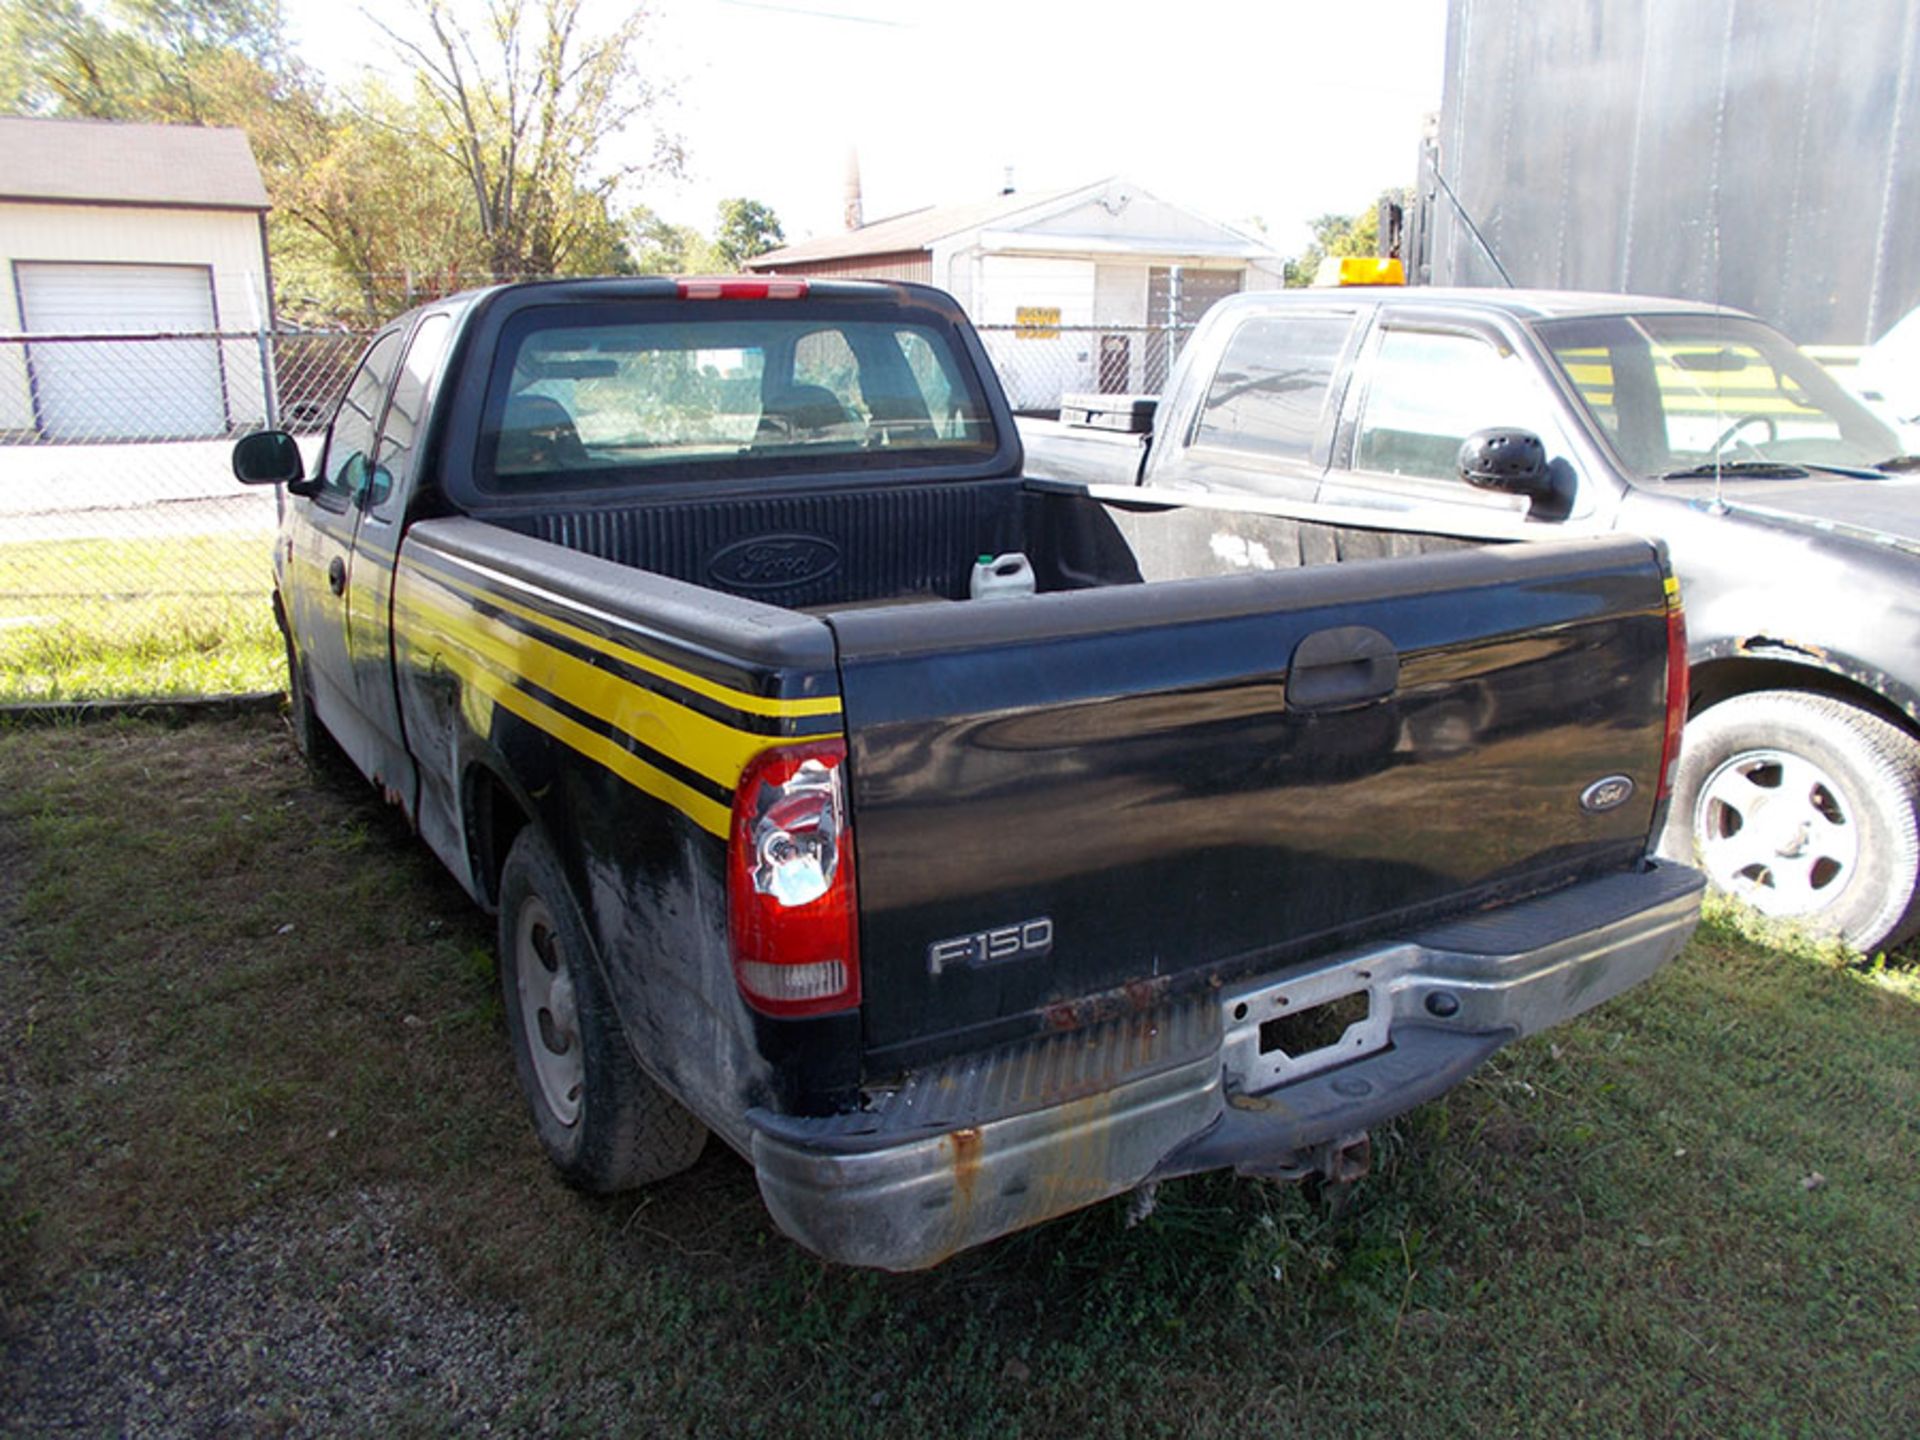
[1457, 427, 1555, 503]
[232, 429, 307, 488]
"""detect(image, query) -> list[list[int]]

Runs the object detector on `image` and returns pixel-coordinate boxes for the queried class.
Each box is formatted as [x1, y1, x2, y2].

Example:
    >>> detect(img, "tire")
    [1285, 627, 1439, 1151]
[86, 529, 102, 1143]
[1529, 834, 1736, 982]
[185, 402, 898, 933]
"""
[497, 827, 708, 1191]
[1659, 690, 1920, 953]
[283, 628, 320, 761]
[282, 629, 350, 777]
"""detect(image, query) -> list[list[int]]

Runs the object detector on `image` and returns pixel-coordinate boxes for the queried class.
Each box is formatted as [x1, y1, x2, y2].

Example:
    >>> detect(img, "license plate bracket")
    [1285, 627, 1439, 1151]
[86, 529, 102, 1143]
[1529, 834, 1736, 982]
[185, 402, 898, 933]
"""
[1220, 955, 1397, 1093]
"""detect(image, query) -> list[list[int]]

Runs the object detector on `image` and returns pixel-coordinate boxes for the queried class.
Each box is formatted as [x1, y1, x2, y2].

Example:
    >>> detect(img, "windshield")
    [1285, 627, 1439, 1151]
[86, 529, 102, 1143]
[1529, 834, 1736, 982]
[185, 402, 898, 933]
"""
[1535, 313, 1900, 481]
[476, 304, 1000, 493]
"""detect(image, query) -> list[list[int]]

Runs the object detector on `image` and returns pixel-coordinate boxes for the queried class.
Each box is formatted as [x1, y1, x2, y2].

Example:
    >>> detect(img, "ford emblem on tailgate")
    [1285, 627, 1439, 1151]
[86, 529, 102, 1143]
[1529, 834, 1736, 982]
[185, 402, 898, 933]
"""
[708, 534, 841, 590]
[1580, 775, 1636, 813]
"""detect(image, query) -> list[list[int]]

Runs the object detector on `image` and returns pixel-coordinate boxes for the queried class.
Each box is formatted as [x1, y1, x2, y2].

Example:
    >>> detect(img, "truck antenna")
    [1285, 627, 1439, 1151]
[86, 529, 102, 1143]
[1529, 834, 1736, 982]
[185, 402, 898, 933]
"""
[1427, 160, 1515, 288]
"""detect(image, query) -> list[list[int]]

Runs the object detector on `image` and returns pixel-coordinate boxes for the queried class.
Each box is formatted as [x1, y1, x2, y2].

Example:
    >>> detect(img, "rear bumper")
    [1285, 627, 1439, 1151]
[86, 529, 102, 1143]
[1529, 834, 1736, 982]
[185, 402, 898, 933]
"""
[747, 860, 1703, 1271]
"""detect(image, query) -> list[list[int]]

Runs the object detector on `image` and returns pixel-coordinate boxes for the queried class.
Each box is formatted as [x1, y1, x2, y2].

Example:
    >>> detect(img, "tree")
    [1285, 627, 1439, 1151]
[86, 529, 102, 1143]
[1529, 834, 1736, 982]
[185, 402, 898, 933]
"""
[1, 0, 483, 322]
[370, 0, 683, 281]
[1, 0, 683, 320]
[712, 197, 783, 269]
[1284, 207, 1382, 288]
[625, 206, 718, 276]
[0, 0, 123, 114]
[270, 84, 488, 323]
[1280, 190, 1414, 287]
[0, 0, 294, 120]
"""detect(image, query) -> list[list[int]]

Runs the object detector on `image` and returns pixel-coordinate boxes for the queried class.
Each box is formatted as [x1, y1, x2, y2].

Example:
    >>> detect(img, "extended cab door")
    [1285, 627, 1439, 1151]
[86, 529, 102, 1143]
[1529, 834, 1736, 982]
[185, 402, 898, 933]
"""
[343, 313, 456, 810]
[285, 327, 405, 778]
[1314, 311, 1608, 535]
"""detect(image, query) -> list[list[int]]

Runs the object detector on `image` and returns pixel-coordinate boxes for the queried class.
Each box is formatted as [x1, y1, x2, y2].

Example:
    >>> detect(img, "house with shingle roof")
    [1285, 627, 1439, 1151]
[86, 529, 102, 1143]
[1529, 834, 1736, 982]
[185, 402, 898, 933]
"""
[747, 177, 1284, 405]
[0, 117, 274, 439]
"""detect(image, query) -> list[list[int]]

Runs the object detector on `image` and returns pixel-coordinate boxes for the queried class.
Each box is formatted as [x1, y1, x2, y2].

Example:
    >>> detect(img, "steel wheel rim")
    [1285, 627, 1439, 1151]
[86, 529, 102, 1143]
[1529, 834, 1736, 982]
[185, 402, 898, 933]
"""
[1693, 746, 1859, 918]
[514, 896, 583, 1127]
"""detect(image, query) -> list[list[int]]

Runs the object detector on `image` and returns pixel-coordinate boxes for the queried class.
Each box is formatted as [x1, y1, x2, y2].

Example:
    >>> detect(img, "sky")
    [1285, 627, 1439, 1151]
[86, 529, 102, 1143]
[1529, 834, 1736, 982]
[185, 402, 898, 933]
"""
[282, 0, 1449, 259]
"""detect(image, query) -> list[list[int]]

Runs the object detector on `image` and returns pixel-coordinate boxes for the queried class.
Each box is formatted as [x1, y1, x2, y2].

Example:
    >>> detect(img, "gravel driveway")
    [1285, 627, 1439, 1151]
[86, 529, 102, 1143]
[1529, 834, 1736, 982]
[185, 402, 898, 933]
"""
[3, 1192, 548, 1436]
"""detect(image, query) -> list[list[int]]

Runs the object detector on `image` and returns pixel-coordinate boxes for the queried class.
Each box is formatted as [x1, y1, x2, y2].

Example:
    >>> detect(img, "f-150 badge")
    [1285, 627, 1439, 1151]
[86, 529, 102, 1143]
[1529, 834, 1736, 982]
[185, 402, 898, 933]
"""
[928, 917, 1054, 975]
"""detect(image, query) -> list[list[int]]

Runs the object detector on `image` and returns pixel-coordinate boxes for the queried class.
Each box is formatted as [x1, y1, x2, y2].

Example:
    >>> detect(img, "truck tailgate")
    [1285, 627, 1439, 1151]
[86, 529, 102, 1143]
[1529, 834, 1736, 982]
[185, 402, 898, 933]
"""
[828, 535, 1672, 1068]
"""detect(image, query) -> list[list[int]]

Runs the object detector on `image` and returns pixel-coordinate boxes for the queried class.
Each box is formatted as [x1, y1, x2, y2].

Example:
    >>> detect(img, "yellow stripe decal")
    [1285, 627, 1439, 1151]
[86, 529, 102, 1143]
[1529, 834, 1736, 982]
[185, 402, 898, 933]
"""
[397, 566, 842, 837]
[403, 583, 812, 789]
[420, 554, 842, 720]
[450, 642, 733, 837]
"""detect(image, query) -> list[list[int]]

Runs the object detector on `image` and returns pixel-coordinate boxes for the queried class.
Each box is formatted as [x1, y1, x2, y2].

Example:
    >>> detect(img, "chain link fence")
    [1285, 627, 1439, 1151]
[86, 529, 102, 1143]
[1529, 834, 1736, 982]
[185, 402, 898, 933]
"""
[0, 329, 371, 702]
[975, 322, 1195, 415]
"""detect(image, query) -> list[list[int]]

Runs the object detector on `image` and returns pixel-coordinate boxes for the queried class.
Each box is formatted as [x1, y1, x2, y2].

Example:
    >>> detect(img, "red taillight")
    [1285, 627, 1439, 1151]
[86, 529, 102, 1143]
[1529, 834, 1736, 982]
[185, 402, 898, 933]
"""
[1657, 574, 1689, 802]
[676, 277, 809, 301]
[728, 740, 859, 1017]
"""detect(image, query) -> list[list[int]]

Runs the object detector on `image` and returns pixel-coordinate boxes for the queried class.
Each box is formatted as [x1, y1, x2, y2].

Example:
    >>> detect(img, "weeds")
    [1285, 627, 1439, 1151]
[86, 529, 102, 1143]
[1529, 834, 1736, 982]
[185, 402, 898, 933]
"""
[0, 533, 281, 701]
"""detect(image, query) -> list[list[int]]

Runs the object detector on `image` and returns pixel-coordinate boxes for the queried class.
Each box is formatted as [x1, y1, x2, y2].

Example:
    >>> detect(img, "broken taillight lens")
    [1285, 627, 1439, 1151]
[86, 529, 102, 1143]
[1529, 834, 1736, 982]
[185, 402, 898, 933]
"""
[728, 741, 859, 1017]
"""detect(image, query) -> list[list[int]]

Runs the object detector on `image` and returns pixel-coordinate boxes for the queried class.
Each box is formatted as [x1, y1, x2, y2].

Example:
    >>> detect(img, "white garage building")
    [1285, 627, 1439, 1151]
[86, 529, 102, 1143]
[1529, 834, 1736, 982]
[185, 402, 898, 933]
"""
[0, 117, 273, 441]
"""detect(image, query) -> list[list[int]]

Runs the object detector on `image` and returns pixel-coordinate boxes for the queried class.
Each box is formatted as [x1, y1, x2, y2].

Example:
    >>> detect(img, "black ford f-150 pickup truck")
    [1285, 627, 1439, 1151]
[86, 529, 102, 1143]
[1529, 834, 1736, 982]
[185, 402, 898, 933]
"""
[1023, 285, 1920, 954]
[234, 276, 1700, 1270]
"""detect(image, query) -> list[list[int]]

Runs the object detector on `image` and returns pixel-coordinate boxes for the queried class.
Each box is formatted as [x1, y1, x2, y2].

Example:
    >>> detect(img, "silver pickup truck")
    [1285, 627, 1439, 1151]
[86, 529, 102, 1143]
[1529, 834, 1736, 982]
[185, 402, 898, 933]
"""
[1025, 285, 1920, 955]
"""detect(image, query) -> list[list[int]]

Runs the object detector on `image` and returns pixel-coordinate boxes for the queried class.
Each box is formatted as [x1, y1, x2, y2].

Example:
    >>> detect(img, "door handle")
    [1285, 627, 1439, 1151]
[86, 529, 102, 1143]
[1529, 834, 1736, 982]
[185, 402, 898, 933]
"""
[1286, 625, 1399, 711]
[327, 556, 347, 596]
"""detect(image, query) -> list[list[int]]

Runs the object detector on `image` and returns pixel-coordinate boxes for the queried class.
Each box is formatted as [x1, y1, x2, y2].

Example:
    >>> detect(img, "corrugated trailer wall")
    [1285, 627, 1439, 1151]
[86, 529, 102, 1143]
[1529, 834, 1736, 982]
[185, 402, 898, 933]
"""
[1426, 0, 1920, 346]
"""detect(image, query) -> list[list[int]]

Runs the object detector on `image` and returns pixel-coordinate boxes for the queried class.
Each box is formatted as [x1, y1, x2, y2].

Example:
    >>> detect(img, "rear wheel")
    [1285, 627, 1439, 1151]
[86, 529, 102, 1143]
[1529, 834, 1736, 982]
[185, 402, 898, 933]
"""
[497, 827, 707, 1191]
[1660, 690, 1920, 952]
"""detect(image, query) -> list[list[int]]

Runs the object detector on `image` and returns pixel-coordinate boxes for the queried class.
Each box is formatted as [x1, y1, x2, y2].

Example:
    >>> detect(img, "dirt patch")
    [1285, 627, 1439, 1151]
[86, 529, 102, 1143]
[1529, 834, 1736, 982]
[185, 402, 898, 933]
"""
[1, 1188, 550, 1436]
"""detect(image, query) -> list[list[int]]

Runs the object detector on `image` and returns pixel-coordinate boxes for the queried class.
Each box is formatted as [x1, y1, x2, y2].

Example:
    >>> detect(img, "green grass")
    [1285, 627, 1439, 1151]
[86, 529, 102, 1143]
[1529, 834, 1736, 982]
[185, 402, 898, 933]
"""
[2, 712, 1917, 1437]
[0, 533, 283, 701]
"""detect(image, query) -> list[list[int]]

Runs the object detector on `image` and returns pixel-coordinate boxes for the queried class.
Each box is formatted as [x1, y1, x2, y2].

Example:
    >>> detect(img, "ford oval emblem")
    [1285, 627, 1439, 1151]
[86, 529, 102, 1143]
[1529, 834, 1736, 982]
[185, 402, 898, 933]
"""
[707, 533, 841, 591]
[1580, 775, 1637, 814]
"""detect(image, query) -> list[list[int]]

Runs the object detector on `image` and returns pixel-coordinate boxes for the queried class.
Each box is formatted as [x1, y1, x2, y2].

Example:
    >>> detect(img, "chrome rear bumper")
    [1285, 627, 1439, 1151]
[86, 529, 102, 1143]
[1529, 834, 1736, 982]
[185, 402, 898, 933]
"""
[748, 860, 1703, 1271]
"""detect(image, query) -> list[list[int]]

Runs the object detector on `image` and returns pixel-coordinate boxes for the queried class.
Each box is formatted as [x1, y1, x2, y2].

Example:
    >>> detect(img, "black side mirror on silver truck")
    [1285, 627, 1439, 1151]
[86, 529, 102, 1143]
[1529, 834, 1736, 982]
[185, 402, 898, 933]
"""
[1457, 427, 1553, 500]
[232, 429, 318, 496]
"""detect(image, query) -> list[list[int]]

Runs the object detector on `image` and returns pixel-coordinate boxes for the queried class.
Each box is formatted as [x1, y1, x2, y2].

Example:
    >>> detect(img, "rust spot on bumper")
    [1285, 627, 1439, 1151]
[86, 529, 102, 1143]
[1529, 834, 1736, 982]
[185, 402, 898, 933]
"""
[949, 1126, 982, 1208]
[1041, 974, 1172, 1033]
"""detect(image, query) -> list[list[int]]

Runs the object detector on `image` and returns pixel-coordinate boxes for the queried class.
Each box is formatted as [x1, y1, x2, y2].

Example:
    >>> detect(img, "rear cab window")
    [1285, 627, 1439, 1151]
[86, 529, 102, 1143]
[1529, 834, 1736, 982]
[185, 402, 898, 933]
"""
[1187, 312, 1356, 469]
[471, 301, 1002, 497]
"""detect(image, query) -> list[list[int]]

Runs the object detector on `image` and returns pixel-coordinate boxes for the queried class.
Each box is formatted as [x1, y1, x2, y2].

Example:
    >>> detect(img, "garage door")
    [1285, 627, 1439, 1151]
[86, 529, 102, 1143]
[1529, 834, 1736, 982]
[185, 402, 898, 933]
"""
[17, 262, 226, 440]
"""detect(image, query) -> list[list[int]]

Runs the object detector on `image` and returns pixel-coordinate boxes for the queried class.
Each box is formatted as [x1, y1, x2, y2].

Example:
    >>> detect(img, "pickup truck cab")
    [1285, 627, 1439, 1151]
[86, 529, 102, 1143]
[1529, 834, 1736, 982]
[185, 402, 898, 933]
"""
[1023, 287, 1920, 954]
[234, 277, 1700, 1270]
